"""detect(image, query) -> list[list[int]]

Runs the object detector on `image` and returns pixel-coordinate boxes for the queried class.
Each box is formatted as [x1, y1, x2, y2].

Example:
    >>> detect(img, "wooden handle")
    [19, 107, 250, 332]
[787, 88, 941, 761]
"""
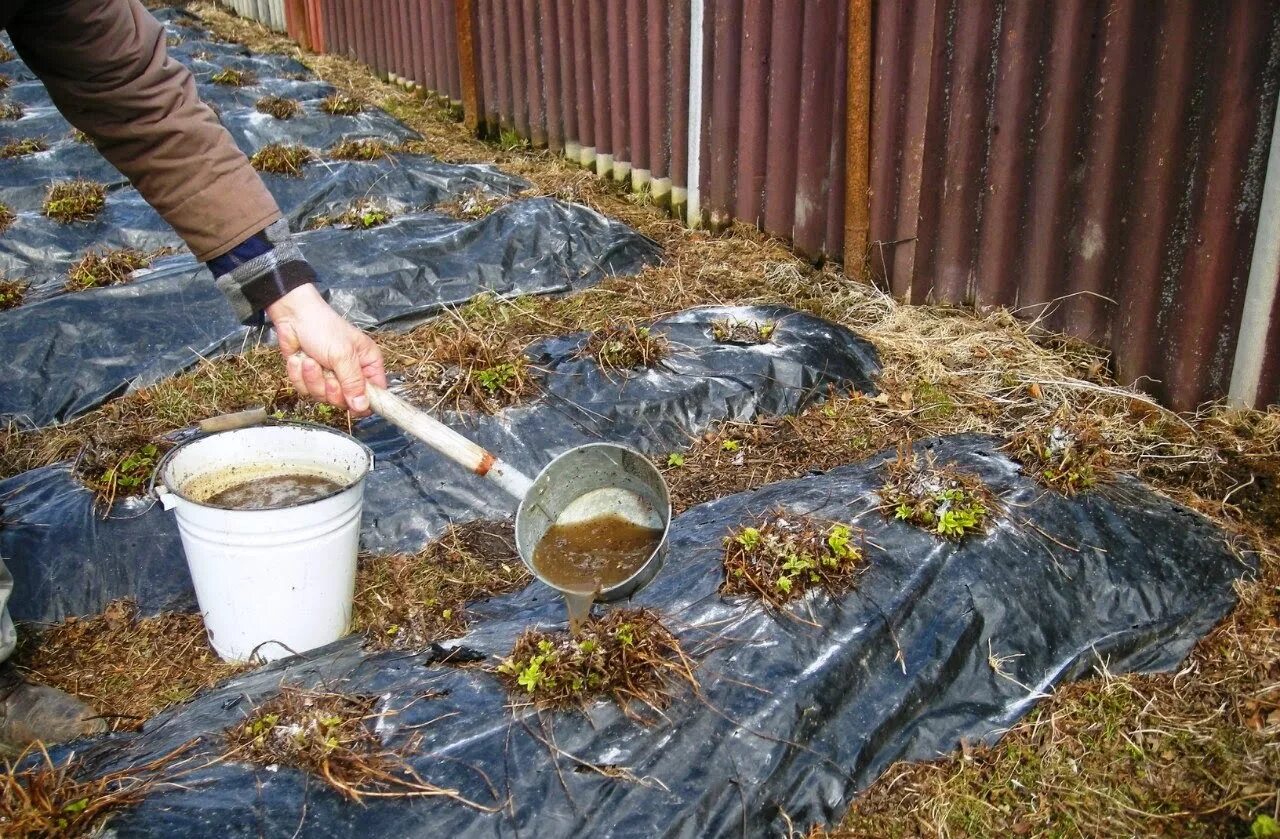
[365, 383, 535, 500]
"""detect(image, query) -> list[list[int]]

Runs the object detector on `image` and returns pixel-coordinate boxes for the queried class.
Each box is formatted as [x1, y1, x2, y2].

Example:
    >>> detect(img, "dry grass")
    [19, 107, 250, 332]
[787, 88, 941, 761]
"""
[13, 600, 247, 732]
[42, 180, 105, 223]
[0, 278, 26, 311]
[326, 137, 393, 160]
[721, 513, 866, 608]
[249, 142, 313, 175]
[353, 521, 530, 651]
[68, 128, 91, 144]
[0, 202, 13, 233]
[710, 316, 777, 345]
[209, 66, 255, 86]
[319, 92, 365, 115]
[253, 94, 300, 119]
[0, 742, 192, 838]
[64, 247, 154, 292]
[580, 322, 669, 370]
[225, 688, 486, 804]
[879, 444, 996, 541]
[495, 608, 697, 719]
[310, 198, 393, 230]
[0, 138, 47, 159]
[0, 100, 23, 120]
[434, 188, 513, 220]
[0, 46, 12, 63]
[1004, 407, 1114, 495]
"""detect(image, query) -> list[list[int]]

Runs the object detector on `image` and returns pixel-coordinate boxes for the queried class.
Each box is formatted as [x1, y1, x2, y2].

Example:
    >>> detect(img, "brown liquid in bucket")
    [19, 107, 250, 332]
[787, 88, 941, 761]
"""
[202, 474, 344, 510]
[532, 514, 663, 634]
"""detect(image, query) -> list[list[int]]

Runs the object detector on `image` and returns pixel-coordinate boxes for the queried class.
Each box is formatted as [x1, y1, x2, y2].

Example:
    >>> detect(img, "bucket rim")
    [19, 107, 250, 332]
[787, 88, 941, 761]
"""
[155, 420, 375, 512]
[515, 442, 673, 600]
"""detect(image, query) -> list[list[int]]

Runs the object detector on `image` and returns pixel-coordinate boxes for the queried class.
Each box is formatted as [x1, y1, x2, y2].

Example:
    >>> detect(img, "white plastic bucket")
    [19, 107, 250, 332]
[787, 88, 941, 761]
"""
[156, 424, 374, 663]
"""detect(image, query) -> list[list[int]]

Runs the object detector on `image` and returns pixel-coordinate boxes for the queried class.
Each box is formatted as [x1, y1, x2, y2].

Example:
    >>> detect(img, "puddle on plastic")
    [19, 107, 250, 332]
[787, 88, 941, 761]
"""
[532, 514, 663, 633]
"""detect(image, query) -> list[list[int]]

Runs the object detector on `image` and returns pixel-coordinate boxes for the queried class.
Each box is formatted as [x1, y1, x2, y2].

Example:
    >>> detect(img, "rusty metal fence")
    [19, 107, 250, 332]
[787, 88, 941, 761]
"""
[221, 0, 1280, 409]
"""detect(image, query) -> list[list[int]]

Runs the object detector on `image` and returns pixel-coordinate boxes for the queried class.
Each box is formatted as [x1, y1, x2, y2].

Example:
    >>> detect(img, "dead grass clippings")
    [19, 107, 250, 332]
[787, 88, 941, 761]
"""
[249, 142, 313, 175]
[387, 325, 538, 415]
[13, 600, 248, 731]
[721, 513, 866, 608]
[1005, 409, 1114, 496]
[495, 608, 696, 720]
[209, 66, 255, 86]
[0, 138, 47, 159]
[0, 203, 13, 233]
[0, 100, 23, 120]
[253, 94, 300, 119]
[354, 521, 530, 651]
[0, 742, 194, 839]
[42, 180, 106, 223]
[64, 247, 153, 292]
[580, 322, 669, 370]
[0, 278, 26, 311]
[879, 444, 996, 541]
[326, 137, 393, 161]
[225, 688, 487, 805]
[434, 188, 513, 220]
[319, 92, 365, 115]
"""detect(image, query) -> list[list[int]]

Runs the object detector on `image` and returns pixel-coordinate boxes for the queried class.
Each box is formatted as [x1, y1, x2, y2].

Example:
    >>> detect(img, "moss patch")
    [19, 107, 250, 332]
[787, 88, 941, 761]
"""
[65, 247, 152, 292]
[0, 278, 27, 310]
[710, 317, 776, 345]
[254, 94, 300, 119]
[353, 521, 530, 651]
[327, 137, 393, 160]
[249, 142, 313, 175]
[42, 179, 107, 223]
[0, 137, 47, 158]
[496, 608, 695, 717]
[210, 67, 255, 86]
[880, 445, 995, 541]
[320, 92, 365, 115]
[14, 600, 247, 731]
[581, 322, 669, 370]
[721, 513, 866, 607]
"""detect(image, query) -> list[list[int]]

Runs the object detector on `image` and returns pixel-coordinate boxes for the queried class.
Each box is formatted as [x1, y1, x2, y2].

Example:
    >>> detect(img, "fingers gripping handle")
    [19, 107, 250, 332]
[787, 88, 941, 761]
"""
[364, 383, 534, 499]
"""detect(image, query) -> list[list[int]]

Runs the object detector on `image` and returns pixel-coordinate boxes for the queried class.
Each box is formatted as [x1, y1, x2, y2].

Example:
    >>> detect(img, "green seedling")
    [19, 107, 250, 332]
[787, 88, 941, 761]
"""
[320, 93, 364, 115]
[210, 67, 254, 86]
[582, 323, 669, 370]
[722, 439, 741, 452]
[474, 362, 518, 395]
[43, 180, 106, 223]
[881, 444, 994, 541]
[99, 443, 158, 493]
[1005, 414, 1112, 496]
[722, 514, 865, 606]
[0, 137, 45, 158]
[710, 318, 777, 345]
[666, 453, 686, 468]
[328, 138, 392, 160]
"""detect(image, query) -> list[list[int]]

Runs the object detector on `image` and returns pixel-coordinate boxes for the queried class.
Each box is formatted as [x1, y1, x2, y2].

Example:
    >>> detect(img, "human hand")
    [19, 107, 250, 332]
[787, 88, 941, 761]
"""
[265, 284, 387, 414]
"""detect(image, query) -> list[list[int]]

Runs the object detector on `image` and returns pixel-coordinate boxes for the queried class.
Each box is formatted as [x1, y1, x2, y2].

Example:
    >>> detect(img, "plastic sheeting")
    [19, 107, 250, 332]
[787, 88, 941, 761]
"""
[0, 197, 659, 427]
[58, 434, 1246, 838]
[1, 305, 881, 624]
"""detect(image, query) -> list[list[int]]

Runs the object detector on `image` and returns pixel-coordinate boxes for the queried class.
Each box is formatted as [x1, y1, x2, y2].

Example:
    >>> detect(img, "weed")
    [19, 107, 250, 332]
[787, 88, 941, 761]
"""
[498, 128, 528, 150]
[13, 599, 247, 730]
[254, 94, 300, 119]
[581, 322, 669, 370]
[210, 67, 255, 86]
[0, 742, 191, 837]
[0, 203, 13, 233]
[721, 513, 866, 607]
[0, 99, 22, 120]
[1006, 411, 1113, 495]
[249, 143, 313, 176]
[225, 688, 477, 803]
[0, 137, 46, 158]
[327, 137, 392, 160]
[666, 452, 686, 468]
[319, 92, 364, 115]
[495, 608, 695, 718]
[65, 247, 153, 291]
[0, 278, 26, 310]
[879, 444, 995, 540]
[42, 179, 106, 223]
[353, 521, 529, 651]
[710, 318, 776, 345]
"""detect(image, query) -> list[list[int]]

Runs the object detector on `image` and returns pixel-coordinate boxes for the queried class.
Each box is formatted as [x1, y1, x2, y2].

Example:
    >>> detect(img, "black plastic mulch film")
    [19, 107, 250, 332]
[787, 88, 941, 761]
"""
[0, 8, 1250, 839]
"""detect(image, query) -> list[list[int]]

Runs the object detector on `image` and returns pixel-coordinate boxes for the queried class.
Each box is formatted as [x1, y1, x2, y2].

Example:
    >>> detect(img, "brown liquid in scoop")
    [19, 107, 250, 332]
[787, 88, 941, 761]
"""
[532, 515, 663, 634]
[202, 473, 344, 510]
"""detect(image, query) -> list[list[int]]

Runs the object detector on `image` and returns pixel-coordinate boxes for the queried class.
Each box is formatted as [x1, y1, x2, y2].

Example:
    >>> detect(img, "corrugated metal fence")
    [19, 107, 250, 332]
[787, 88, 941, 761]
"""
[221, 0, 285, 33]
[217, 0, 1280, 410]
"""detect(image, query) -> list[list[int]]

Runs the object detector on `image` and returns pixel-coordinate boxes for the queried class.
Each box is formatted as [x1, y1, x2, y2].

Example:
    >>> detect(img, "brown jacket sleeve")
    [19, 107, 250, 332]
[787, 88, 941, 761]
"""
[7, 0, 281, 261]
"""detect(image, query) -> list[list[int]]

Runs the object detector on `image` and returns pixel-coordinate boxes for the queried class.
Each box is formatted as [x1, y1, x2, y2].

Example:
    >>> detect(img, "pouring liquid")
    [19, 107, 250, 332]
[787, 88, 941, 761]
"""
[532, 514, 663, 634]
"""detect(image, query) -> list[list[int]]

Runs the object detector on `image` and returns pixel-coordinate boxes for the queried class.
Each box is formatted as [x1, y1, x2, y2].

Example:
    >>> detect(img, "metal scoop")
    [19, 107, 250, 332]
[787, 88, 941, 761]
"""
[367, 384, 671, 602]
